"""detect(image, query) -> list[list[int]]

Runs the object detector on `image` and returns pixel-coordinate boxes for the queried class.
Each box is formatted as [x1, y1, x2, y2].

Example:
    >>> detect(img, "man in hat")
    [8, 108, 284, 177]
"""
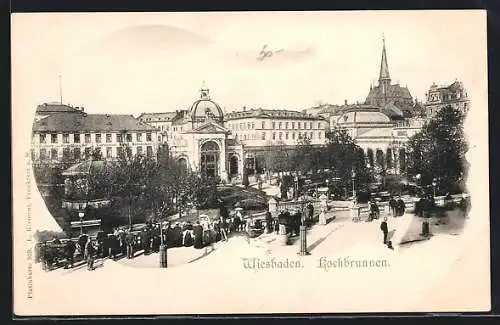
[306, 203, 314, 226]
[265, 211, 273, 234]
[173, 222, 182, 247]
[63, 239, 76, 269]
[396, 196, 405, 216]
[388, 196, 397, 217]
[193, 221, 204, 249]
[219, 216, 228, 241]
[380, 217, 389, 244]
[84, 238, 96, 271]
[125, 230, 135, 259]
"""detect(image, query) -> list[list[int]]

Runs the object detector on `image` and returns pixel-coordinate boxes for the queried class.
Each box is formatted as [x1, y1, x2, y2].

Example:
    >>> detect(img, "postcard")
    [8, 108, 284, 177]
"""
[12, 10, 490, 315]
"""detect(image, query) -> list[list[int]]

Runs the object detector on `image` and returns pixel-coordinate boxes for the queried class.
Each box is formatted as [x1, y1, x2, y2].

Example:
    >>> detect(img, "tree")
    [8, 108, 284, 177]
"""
[324, 128, 370, 191]
[292, 135, 317, 173]
[406, 105, 468, 194]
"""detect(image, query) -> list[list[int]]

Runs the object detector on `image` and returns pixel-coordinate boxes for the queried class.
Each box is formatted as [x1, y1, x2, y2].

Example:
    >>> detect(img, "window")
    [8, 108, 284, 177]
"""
[252, 123, 255, 129]
[63, 148, 70, 160]
[117, 146, 124, 157]
[74, 133, 80, 143]
[158, 136, 161, 142]
[318, 122, 321, 129]
[95, 134, 102, 143]
[272, 132, 276, 140]
[106, 147, 112, 157]
[31, 150, 35, 161]
[63, 133, 69, 143]
[285, 133, 289, 140]
[262, 132, 266, 140]
[137, 146, 143, 156]
[39, 134, 46, 144]
[39, 149, 47, 159]
[126, 133, 132, 142]
[318, 132, 322, 139]
[279, 132, 282, 140]
[136, 133, 142, 142]
[85, 134, 91, 143]
[278, 122, 282, 129]
[292, 133, 296, 139]
[116, 134, 122, 143]
[240, 123, 243, 130]
[261, 121, 265, 129]
[84, 147, 91, 158]
[247, 123, 251, 130]
[146, 133, 152, 142]
[272, 122, 275, 129]
[298, 122, 301, 129]
[106, 134, 112, 143]
[95, 147, 102, 158]
[51, 148, 58, 159]
[74, 148, 81, 160]
[146, 146, 153, 157]
[51, 134, 57, 143]
[310, 122, 313, 129]
[310, 132, 313, 139]
[292, 122, 295, 129]
[285, 122, 289, 129]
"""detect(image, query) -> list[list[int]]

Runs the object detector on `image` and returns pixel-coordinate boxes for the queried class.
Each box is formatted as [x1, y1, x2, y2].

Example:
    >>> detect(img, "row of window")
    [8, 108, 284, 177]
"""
[227, 121, 323, 131]
[37, 132, 154, 144]
[33, 145, 154, 160]
[234, 131, 324, 141]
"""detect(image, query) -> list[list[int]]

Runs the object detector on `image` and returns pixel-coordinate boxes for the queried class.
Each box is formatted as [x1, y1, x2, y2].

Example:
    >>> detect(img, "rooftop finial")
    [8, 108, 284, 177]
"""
[59, 74, 63, 104]
[200, 80, 210, 99]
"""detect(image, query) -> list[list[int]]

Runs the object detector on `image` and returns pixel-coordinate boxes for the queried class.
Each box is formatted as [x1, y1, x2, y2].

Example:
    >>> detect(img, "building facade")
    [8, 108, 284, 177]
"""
[139, 85, 328, 182]
[31, 111, 160, 164]
[424, 80, 470, 117]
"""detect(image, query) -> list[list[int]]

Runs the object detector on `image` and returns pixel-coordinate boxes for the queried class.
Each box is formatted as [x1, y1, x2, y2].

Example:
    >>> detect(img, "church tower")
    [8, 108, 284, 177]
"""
[379, 35, 391, 97]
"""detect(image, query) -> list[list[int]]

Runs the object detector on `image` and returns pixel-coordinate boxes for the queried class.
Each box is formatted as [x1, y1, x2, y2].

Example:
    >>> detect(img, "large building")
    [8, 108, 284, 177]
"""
[364, 38, 416, 118]
[424, 80, 470, 117]
[31, 109, 160, 164]
[138, 84, 328, 182]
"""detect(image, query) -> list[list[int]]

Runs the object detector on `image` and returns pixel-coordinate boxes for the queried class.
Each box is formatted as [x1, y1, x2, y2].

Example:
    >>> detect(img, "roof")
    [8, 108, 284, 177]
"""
[187, 121, 229, 134]
[337, 109, 391, 124]
[225, 108, 325, 121]
[356, 127, 393, 138]
[366, 84, 413, 101]
[33, 113, 158, 132]
[190, 99, 223, 120]
[379, 39, 390, 81]
[137, 112, 178, 122]
[36, 103, 84, 114]
[381, 102, 404, 118]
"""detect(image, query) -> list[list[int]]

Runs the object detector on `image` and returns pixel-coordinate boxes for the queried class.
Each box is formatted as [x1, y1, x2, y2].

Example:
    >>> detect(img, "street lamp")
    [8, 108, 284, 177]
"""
[158, 206, 168, 268]
[298, 197, 310, 256]
[78, 212, 85, 235]
[351, 168, 356, 198]
[432, 178, 437, 198]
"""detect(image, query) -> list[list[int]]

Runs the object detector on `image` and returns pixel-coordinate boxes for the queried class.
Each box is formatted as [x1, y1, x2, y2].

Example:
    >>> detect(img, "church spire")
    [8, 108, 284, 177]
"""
[379, 34, 391, 83]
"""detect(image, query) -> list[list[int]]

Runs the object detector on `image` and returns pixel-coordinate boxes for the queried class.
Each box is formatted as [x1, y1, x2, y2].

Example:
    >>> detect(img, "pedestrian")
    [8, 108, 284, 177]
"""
[84, 239, 96, 271]
[141, 228, 150, 255]
[125, 231, 135, 259]
[63, 240, 76, 269]
[396, 197, 405, 216]
[220, 217, 228, 241]
[380, 217, 388, 244]
[193, 221, 204, 249]
[173, 222, 182, 247]
[389, 196, 397, 217]
[265, 211, 273, 233]
[307, 203, 314, 226]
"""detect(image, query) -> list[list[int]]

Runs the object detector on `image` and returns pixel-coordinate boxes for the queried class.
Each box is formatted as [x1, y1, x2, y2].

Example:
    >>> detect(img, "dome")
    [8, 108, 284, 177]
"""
[189, 83, 224, 121]
[190, 99, 223, 120]
[337, 110, 391, 124]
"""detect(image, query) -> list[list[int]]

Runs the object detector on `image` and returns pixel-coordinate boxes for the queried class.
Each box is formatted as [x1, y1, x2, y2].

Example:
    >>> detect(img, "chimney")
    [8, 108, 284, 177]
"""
[243, 106, 246, 111]
[344, 99, 347, 105]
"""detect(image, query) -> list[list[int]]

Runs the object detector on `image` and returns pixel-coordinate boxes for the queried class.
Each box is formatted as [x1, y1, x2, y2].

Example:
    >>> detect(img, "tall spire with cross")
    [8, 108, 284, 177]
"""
[379, 34, 391, 96]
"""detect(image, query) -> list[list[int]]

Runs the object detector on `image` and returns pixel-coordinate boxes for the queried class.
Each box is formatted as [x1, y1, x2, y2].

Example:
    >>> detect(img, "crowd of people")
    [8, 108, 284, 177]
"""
[35, 207, 273, 272]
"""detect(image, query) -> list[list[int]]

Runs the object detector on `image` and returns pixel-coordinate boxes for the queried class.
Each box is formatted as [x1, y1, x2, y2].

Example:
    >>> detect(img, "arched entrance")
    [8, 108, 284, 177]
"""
[386, 148, 393, 169]
[366, 148, 375, 168]
[200, 141, 220, 178]
[229, 155, 239, 176]
[178, 157, 188, 170]
[375, 149, 385, 169]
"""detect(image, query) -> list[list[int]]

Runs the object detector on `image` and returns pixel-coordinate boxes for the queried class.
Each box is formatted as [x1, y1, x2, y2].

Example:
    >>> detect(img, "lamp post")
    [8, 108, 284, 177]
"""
[78, 212, 85, 235]
[351, 168, 356, 198]
[432, 178, 437, 198]
[158, 206, 167, 268]
[298, 198, 310, 256]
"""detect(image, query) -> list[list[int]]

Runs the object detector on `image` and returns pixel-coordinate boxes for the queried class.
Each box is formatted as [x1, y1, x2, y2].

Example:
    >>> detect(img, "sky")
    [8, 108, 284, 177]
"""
[12, 10, 486, 116]
[11, 11, 488, 232]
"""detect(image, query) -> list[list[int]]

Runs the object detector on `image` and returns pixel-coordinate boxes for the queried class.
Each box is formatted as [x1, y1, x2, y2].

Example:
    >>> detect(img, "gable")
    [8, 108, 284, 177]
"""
[192, 121, 229, 134]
